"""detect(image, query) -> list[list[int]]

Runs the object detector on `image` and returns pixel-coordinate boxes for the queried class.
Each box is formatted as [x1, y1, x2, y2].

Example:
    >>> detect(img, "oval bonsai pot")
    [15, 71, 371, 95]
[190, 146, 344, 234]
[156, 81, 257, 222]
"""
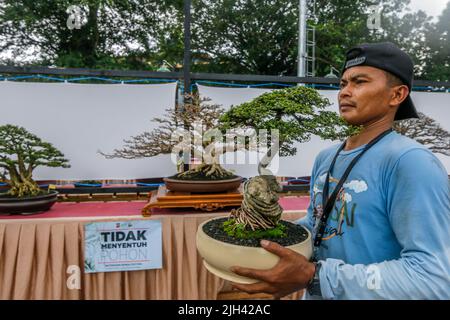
[196, 217, 312, 284]
[164, 176, 242, 193]
[0, 190, 59, 215]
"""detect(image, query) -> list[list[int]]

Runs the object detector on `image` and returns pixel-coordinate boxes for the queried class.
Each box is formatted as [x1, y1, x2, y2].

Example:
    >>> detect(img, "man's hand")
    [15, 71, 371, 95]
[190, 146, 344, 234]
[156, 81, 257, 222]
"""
[230, 240, 315, 299]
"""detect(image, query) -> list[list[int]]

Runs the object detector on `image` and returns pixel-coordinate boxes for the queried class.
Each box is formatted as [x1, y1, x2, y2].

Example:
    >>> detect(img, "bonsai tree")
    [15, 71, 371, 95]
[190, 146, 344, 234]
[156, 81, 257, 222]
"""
[394, 111, 450, 156]
[197, 86, 361, 284]
[0, 124, 70, 197]
[218, 85, 360, 234]
[101, 94, 249, 181]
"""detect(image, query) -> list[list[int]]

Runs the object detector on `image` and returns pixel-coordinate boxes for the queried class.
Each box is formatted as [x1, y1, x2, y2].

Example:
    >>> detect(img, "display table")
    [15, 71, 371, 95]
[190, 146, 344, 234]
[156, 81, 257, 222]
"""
[0, 198, 308, 300]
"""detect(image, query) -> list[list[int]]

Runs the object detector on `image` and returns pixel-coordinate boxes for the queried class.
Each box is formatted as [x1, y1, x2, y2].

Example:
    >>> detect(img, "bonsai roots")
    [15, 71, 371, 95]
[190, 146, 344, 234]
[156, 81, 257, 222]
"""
[8, 179, 42, 198]
[176, 163, 234, 180]
[229, 175, 283, 231]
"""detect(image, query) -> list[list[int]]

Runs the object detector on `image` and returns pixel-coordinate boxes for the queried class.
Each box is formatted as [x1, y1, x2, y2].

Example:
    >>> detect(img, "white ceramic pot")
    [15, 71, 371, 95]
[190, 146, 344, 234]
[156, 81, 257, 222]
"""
[196, 217, 312, 284]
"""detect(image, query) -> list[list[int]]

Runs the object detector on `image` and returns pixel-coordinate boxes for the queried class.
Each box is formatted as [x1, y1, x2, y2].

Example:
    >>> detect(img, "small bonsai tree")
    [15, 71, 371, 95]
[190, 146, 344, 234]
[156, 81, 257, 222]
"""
[218, 85, 360, 235]
[101, 94, 247, 180]
[0, 124, 70, 197]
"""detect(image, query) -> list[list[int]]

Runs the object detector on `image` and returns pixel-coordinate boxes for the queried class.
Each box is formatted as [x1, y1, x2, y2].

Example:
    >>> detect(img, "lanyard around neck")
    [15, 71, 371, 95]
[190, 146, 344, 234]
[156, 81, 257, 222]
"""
[313, 128, 393, 248]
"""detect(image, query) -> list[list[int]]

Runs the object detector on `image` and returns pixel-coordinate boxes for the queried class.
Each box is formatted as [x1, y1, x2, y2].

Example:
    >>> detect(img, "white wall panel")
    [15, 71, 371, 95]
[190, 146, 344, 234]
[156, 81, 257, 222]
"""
[0, 81, 178, 180]
[198, 85, 450, 176]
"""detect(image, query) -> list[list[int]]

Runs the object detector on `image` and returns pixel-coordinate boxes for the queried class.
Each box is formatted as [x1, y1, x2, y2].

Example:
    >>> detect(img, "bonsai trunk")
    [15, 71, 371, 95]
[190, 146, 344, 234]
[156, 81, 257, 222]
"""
[177, 161, 233, 180]
[4, 166, 41, 197]
[228, 136, 282, 231]
[177, 146, 234, 180]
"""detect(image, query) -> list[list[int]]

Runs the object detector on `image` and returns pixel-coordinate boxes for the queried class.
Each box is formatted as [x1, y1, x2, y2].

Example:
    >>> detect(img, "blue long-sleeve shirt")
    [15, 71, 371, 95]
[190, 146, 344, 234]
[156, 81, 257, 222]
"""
[297, 131, 450, 299]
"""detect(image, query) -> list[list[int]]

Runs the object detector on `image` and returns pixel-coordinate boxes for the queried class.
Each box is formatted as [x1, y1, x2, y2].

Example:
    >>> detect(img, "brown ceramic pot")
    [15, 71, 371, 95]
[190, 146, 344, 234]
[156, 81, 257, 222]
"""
[163, 176, 242, 193]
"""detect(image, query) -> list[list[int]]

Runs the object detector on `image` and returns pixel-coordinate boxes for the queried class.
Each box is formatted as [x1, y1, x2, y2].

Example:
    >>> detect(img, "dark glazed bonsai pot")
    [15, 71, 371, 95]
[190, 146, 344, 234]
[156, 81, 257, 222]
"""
[163, 176, 242, 193]
[0, 191, 59, 215]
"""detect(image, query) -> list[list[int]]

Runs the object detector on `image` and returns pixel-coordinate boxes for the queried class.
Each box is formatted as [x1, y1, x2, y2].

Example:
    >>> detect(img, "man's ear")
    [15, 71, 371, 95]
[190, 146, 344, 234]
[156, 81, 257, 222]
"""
[390, 85, 409, 107]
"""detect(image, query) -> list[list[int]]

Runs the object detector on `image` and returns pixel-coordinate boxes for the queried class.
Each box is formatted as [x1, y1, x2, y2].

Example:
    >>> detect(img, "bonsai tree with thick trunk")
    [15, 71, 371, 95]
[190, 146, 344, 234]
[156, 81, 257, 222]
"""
[218, 85, 360, 234]
[0, 124, 70, 197]
[196, 86, 361, 284]
[101, 94, 249, 181]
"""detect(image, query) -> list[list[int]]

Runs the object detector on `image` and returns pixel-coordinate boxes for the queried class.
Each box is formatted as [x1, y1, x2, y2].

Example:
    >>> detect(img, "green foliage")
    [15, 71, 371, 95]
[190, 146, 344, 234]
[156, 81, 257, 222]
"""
[0, 0, 182, 69]
[190, 0, 446, 80]
[0, 1, 447, 80]
[219, 86, 361, 156]
[192, 0, 298, 75]
[0, 124, 70, 197]
[423, 2, 450, 81]
[311, 0, 433, 78]
[223, 218, 287, 239]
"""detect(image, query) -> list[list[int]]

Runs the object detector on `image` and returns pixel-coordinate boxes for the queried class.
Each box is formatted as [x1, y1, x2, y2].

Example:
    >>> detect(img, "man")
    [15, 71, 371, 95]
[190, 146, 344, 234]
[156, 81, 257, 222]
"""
[231, 42, 450, 299]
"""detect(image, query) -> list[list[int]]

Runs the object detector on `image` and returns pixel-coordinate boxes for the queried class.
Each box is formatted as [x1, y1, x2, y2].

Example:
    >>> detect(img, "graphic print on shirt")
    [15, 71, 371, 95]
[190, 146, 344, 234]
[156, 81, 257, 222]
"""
[310, 173, 368, 244]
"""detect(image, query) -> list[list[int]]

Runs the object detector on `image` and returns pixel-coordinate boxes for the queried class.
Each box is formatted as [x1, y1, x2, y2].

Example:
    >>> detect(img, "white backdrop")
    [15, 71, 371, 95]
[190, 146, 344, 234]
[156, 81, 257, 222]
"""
[198, 85, 450, 176]
[0, 81, 178, 180]
[1, 81, 448, 181]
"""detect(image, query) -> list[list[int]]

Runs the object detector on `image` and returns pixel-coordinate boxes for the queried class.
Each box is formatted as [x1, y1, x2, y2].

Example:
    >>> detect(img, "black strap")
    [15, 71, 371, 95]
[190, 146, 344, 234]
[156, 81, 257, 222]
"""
[313, 128, 393, 247]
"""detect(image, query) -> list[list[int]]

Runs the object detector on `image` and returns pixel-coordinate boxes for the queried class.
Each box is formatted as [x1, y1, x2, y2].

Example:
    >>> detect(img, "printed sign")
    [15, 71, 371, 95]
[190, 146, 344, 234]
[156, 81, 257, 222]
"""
[84, 220, 162, 273]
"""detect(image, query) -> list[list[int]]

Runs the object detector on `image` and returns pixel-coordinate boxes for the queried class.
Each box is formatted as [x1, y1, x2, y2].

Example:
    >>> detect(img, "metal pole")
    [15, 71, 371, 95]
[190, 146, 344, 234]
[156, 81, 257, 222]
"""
[183, 0, 192, 171]
[298, 0, 307, 79]
[183, 0, 192, 95]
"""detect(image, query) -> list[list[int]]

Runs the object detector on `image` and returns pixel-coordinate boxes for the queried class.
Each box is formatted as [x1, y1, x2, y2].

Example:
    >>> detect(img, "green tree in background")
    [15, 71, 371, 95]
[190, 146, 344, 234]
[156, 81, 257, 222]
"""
[423, 1, 450, 81]
[0, 0, 448, 81]
[0, 0, 183, 69]
[311, 0, 432, 78]
[190, 0, 443, 79]
[191, 0, 299, 75]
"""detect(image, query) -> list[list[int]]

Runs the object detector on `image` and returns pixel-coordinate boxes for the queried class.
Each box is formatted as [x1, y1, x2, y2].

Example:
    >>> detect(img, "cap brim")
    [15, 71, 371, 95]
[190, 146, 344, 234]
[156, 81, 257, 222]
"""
[394, 95, 419, 121]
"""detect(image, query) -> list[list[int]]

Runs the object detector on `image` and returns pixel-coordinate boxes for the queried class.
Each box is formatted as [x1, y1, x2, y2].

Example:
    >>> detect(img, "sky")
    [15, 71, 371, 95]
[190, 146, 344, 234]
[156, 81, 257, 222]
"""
[409, 0, 449, 19]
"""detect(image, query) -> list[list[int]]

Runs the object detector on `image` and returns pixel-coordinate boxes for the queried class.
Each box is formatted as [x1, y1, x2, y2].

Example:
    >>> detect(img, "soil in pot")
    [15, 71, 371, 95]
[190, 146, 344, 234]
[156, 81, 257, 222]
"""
[168, 172, 239, 181]
[202, 217, 309, 247]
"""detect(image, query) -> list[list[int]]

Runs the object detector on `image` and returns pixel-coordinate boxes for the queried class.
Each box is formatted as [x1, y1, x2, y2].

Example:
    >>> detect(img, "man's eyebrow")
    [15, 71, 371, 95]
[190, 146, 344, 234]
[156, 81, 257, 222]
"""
[340, 73, 372, 82]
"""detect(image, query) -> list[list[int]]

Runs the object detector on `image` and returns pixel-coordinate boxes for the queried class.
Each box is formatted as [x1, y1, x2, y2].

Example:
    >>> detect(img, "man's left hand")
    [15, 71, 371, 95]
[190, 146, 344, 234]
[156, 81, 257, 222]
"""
[230, 239, 315, 299]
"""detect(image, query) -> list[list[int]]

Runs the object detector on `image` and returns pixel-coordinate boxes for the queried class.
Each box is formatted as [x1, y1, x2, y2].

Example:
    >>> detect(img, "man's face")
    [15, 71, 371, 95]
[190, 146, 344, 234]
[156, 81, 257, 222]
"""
[338, 66, 398, 126]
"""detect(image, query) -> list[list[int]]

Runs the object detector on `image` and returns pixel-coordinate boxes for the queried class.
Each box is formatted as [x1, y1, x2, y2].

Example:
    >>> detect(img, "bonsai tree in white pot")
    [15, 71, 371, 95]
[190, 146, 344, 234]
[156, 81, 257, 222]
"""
[196, 85, 361, 283]
[0, 124, 70, 214]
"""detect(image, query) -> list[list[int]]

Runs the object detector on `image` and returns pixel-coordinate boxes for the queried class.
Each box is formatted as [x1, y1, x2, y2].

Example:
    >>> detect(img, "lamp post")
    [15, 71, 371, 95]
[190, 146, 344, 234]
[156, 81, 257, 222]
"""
[298, 0, 307, 81]
[183, 0, 192, 171]
[184, 0, 191, 95]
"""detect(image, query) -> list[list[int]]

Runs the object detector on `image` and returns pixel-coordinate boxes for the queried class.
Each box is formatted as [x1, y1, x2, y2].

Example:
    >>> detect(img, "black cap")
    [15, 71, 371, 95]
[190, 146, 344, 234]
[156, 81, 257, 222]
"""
[342, 42, 419, 121]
